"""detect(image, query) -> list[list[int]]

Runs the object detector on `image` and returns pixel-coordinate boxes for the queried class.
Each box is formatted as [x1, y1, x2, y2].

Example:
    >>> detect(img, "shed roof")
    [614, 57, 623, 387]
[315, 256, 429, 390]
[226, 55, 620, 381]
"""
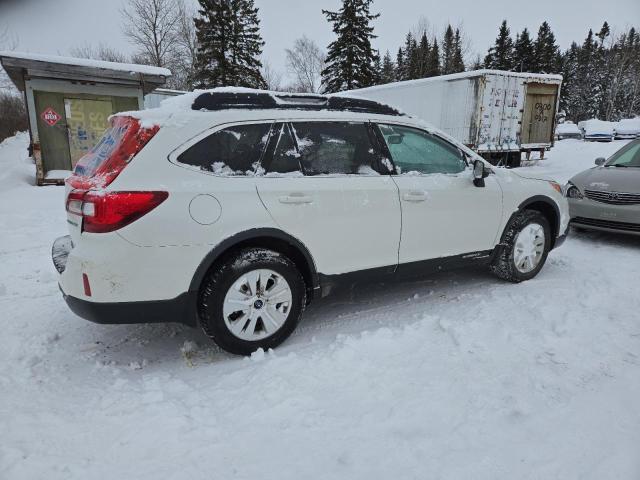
[0, 51, 171, 94]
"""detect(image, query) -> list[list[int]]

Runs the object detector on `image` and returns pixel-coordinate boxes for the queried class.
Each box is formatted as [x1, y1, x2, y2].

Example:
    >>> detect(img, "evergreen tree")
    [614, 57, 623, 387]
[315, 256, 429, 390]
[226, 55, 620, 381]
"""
[484, 20, 514, 70]
[450, 28, 465, 73]
[372, 49, 382, 84]
[321, 0, 380, 93]
[559, 42, 579, 117]
[573, 29, 598, 120]
[418, 33, 431, 77]
[402, 33, 419, 79]
[426, 38, 440, 77]
[513, 28, 535, 72]
[395, 47, 405, 81]
[533, 21, 559, 73]
[441, 25, 456, 74]
[194, 0, 266, 88]
[380, 50, 395, 84]
[596, 21, 610, 46]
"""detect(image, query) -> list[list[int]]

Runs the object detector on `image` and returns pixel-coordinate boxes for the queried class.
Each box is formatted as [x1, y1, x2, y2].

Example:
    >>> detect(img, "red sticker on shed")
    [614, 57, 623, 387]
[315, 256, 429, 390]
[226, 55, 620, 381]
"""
[41, 107, 61, 127]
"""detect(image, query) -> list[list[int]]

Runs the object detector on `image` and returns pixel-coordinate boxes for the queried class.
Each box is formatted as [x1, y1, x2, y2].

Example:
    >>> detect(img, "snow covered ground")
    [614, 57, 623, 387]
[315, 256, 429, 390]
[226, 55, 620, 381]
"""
[1, 134, 639, 479]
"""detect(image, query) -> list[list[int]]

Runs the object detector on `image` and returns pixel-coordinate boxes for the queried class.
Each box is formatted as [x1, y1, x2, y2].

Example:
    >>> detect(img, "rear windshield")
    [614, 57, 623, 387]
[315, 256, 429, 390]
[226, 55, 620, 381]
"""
[74, 117, 132, 177]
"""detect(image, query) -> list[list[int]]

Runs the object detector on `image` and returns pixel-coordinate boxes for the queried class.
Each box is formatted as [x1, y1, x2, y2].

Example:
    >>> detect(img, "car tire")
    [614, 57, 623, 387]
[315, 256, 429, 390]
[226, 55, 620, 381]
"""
[489, 210, 551, 283]
[198, 248, 306, 355]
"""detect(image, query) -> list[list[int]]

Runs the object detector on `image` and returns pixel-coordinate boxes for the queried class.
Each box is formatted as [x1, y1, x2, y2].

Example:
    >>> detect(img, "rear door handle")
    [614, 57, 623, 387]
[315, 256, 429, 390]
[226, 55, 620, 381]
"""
[278, 193, 313, 204]
[402, 191, 427, 202]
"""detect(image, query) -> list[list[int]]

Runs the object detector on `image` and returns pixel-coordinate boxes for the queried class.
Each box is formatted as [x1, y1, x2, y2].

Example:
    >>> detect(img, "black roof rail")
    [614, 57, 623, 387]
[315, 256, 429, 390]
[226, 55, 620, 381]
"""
[190, 91, 404, 116]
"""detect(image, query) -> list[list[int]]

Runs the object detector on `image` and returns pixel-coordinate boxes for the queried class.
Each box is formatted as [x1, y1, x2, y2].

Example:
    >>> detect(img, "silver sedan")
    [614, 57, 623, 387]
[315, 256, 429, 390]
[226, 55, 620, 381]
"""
[565, 139, 640, 235]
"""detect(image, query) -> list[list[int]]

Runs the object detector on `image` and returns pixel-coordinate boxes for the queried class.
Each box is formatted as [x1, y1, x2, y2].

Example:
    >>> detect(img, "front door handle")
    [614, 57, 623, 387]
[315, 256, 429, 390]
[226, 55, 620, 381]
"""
[278, 193, 313, 204]
[402, 191, 427, 202]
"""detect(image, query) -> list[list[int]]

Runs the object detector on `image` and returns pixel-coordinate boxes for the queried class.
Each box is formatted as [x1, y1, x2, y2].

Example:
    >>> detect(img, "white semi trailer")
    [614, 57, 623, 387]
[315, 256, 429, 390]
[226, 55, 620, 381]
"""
[346, 69, 563, 166]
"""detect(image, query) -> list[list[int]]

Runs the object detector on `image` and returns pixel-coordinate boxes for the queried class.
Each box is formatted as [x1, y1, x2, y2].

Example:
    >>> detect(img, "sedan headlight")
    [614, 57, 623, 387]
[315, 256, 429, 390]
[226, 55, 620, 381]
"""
[564, 183, 584, 199]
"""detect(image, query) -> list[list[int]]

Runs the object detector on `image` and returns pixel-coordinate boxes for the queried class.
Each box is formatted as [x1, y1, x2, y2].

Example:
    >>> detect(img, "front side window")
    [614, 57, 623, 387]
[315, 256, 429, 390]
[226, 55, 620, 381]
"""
[177, 123, 271, 175]
[290, 121, 382, 175]
[378, 124, 466, 175]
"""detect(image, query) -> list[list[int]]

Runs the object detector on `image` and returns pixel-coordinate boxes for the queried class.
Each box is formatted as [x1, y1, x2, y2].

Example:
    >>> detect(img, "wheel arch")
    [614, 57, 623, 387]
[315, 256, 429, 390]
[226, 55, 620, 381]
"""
[189, 228, 320, 300]
[517, 195, 561, 248]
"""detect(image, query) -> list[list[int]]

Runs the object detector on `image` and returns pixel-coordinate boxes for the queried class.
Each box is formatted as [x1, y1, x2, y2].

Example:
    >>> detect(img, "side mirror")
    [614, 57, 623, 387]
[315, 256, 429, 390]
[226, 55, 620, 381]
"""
[473, 159, 490, 187]
[595, 157, 606, 166]
[387, 134, 403, 145]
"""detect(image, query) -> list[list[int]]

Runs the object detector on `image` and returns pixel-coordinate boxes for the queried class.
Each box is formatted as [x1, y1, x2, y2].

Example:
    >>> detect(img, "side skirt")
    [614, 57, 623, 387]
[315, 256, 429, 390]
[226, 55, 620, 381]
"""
[318, 250, 494, 297]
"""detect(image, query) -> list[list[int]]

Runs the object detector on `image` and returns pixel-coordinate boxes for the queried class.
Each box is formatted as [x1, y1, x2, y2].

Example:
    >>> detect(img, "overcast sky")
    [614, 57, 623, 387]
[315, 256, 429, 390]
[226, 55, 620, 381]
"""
[1, 0, 638, 84]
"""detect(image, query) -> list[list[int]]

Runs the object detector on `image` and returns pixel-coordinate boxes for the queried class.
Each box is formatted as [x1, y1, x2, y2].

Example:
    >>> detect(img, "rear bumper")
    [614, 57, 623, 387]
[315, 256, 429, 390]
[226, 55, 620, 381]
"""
[62, 289, 198, 326]
[52, 234, 200, 326]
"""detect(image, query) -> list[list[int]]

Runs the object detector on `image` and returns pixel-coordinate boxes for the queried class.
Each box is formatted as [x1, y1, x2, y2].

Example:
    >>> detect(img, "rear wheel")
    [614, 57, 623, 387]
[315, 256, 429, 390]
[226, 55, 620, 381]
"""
[198, 248, 306, 355]
[490, 210, 551, 283]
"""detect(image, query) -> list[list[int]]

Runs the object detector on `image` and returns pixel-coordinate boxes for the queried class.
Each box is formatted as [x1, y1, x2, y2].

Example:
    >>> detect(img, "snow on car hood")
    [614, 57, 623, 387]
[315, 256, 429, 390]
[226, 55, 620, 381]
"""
[507, 169, 558, 183]
[570, 166, 640, 192]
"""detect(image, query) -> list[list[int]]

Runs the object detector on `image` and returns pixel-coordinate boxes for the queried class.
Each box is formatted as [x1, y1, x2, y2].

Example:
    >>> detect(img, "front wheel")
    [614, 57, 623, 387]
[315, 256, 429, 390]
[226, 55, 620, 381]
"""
[490, 210, 551, 283]
[198, 248, 306, 355]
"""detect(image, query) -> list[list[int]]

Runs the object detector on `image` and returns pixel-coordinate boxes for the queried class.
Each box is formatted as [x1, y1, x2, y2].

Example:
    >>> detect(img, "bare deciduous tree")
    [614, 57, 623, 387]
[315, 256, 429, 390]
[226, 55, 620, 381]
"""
[0, 92, 27, 142]
[172, 0, 198, 90]
[261, 61, 283, 91]
[69, 43, 129, 63]
[1, 26, 19, 91]
[120, 0, 182, 68]
[285, 36, 326, 93]
[120, 0, 197, 90]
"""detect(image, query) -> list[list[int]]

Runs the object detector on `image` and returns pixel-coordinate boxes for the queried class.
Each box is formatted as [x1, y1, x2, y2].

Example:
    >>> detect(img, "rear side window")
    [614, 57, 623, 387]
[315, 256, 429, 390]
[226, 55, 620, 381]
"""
[267, 124, 302, 174]
[72, 116, 159, 188]
[178, 123, 271, 175]
[290, 122, 383, 175]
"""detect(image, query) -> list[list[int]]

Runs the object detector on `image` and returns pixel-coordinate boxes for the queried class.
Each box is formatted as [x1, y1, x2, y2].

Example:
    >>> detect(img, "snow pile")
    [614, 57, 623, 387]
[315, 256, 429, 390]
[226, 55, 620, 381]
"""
[518, 137, 629, 183]
[615, 118, 640, 137]
[1, 133, 640, 479]
[0, 132, 35, 187]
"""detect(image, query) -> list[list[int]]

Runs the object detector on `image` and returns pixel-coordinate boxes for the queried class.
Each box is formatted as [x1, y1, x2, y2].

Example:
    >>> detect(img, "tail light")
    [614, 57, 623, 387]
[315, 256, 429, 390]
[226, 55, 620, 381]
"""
[66, 190, 168, 233]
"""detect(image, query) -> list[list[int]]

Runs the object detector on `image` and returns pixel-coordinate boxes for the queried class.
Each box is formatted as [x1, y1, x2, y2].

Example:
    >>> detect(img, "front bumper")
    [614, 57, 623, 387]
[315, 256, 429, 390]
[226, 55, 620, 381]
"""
[571, 217, 640, 236]
[568, 196, 640, 235]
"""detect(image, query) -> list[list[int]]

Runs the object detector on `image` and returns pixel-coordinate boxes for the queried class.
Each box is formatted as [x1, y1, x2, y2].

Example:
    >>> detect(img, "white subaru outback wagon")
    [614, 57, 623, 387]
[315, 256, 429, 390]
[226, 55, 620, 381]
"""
[53, 89, 569, 355]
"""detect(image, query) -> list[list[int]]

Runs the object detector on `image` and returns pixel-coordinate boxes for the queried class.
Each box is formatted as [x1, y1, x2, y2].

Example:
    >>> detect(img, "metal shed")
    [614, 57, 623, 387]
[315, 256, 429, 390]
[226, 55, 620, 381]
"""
[0, 52, 171, 185]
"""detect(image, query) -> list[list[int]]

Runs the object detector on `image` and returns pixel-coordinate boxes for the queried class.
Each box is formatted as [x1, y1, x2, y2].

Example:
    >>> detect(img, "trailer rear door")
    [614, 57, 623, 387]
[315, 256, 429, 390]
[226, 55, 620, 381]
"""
[522, 83, 557, 146]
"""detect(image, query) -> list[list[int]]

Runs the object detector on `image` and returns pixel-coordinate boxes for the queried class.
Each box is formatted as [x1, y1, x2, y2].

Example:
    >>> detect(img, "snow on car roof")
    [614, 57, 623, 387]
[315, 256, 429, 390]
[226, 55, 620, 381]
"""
[0, 51, 172, 77]
[582, 119, 615, 135]
[115, 87, 410, 127]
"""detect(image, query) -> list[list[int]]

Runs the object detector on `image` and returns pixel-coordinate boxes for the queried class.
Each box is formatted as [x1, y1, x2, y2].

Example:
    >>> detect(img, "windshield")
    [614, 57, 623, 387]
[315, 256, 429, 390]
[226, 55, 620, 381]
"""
[606, 139, 640, 167]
